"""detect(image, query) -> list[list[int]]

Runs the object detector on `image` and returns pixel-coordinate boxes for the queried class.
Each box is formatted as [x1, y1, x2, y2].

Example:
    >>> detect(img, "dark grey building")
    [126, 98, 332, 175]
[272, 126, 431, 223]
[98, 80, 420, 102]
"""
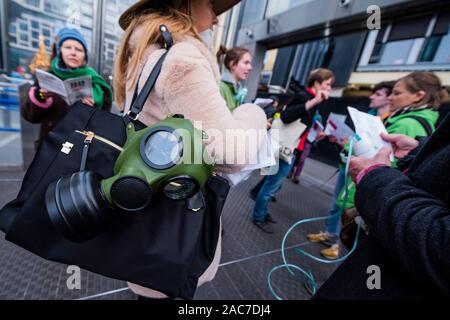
[217, 0, 450, 100]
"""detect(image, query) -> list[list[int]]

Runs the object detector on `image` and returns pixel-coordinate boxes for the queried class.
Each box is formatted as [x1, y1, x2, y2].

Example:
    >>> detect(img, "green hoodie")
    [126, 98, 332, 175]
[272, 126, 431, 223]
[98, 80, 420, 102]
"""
[220, 81, 239, 112]
[337, 108, 439, 210]
[384, 108, 439, 136]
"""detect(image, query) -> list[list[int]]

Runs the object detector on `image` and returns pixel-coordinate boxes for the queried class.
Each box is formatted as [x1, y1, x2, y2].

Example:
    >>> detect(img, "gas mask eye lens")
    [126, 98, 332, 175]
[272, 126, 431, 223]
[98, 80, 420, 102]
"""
[142, 130, 182, 169]
[163, 177, 199, 200]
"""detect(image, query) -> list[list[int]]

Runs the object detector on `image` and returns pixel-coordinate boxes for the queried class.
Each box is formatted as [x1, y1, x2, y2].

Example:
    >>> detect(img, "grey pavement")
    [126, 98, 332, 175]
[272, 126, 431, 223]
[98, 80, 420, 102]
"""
[0, 157, 341, 300]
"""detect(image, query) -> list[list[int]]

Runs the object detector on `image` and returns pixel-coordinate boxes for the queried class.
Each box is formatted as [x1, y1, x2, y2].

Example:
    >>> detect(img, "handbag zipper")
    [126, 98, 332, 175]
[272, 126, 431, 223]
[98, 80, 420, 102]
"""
[75, 130, 123, 152]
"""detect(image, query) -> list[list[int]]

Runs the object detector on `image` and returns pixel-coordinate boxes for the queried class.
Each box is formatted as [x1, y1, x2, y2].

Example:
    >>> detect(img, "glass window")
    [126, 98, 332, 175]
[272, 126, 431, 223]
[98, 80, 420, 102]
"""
[418, 36, 442, 62]
[360, 14, 450, 68]
[265, 0, 314, 18]
[0, 20, 3, 70]
[368, 43, 384, 64]
[241, 0, 267, 27]
[6, 0, 94, 72]
[100, 0, 136, 76]
[20, 33, 28, 42]
[378, 39, 415, 65]
[433, 33, 450, 63]
[9, 24, 17, 34]
[19, 21, 28, 31]
[265, 0, 290, 17]
[26, 0, 41, 8]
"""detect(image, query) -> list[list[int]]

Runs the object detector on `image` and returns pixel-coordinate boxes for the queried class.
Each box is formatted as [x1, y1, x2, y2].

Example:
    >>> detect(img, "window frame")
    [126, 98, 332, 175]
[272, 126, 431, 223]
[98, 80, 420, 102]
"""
[357, 14, 450, 72]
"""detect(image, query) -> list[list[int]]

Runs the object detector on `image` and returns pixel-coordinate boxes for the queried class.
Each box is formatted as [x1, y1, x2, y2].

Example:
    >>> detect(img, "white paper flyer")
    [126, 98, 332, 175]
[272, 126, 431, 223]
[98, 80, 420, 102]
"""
[36, 69, 93, 105]
[347, 107, 393, 159]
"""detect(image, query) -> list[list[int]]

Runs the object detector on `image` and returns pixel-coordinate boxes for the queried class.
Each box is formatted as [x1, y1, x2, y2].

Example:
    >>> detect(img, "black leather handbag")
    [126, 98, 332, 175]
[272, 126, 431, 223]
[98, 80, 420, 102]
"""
[0, 27, 229, 299]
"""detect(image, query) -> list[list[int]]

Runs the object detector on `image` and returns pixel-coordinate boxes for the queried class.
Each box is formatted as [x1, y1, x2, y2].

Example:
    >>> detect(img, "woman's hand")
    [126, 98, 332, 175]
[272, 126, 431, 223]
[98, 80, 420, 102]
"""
[328, 135, 337, 143]
[349, 147, 392, 182]
[315, 131, 326, 141]
[327, 135, 347, 146]
[81, 97, 95, 107]
[305, 90, 329, 110]
[381, 133, 419, 159]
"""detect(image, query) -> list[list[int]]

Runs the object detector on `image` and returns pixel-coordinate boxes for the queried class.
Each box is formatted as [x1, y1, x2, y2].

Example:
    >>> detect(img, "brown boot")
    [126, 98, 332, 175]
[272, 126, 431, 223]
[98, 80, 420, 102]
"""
[320, 244, 340, 260]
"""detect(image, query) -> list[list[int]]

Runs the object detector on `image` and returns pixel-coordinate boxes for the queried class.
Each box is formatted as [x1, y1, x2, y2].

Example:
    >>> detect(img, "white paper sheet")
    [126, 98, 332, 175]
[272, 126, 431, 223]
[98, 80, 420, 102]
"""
[324, 112, 355, 141]
[35, 69, 67, 98]
[307, 120, 324, 143]
[254, 98, 274, 108]
[35, 69, 93, 105]
[223, 131, 277, 187]
[64, 76, 93, 105]
[347, 106, 393, 159]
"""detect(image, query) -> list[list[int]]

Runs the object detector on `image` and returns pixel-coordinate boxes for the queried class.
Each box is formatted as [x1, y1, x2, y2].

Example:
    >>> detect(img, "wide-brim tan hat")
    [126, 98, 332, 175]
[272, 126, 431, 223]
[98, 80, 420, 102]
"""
[119, 0, 241, 30]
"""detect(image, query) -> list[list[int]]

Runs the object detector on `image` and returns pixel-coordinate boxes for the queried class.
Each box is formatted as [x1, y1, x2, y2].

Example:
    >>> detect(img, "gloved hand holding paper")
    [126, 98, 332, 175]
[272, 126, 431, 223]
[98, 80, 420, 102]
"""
[347, 107, 393, 160]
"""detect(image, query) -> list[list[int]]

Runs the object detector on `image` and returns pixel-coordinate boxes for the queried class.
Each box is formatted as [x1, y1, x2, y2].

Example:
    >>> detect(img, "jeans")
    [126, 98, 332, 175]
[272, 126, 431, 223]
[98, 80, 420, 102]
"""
[325, 167, 347, 236]
[252, 160, 292, 223]
[251, 176, 282, 196]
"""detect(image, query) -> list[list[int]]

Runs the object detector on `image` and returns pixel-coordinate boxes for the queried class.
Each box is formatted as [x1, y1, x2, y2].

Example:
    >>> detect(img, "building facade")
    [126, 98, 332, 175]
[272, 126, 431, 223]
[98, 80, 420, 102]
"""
[0, 0, 135, 78]
[216, 0, 450, 100]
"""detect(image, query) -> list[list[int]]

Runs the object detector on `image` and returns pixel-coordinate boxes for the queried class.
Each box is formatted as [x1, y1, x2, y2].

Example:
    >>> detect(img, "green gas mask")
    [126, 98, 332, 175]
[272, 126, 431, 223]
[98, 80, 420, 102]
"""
[45, 115, 214, 242]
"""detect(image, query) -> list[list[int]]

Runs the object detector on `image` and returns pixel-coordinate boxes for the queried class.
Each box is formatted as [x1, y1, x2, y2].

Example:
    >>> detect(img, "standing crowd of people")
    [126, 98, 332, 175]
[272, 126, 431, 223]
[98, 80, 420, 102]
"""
[17, 0, 449, 300]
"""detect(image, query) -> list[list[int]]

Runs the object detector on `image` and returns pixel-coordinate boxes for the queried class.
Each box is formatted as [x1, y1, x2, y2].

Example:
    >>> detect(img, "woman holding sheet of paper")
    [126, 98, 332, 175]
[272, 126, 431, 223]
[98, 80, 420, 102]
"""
[307, 73, 443, 260]
[21, 28, 112, 147]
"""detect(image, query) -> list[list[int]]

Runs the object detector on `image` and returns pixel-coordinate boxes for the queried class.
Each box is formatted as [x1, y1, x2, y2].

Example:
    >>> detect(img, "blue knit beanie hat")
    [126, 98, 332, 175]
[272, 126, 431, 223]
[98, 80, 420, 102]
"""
[57, 28, 88, 61]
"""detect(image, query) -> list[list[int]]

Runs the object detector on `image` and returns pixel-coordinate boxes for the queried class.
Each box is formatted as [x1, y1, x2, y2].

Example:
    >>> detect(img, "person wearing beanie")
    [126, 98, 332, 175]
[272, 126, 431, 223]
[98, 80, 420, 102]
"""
[56, 27, 89, 63]
[21, 27, 112, 147]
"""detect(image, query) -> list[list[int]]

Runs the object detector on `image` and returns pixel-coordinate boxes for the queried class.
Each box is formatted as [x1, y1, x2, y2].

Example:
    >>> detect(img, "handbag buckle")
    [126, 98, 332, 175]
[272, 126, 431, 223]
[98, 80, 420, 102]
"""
[127, 111, 139, 121]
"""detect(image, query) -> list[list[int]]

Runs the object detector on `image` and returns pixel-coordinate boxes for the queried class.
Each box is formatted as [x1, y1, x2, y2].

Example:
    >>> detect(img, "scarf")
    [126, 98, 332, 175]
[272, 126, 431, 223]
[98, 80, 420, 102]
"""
[51, 58, 112, 108]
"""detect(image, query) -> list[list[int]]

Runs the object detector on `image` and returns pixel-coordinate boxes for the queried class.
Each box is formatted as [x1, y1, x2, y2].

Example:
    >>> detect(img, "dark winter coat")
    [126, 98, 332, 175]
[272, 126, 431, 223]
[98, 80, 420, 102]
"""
[280, 86, 316, 130]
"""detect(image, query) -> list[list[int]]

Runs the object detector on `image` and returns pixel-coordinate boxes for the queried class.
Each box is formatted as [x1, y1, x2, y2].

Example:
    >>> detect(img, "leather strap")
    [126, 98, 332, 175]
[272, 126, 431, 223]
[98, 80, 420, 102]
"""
[127, 25, 173, 122]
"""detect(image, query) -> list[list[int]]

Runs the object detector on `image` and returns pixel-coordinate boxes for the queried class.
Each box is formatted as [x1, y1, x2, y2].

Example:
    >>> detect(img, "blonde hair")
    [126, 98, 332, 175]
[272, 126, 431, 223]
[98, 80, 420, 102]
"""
[113, 1, 201, 109]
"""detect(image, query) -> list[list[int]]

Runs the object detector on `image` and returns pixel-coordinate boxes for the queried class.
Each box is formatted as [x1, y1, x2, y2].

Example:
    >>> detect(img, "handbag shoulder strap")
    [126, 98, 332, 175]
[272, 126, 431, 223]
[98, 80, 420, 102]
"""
[406, 115, 433, 136]
[127, 25, 173, 121]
